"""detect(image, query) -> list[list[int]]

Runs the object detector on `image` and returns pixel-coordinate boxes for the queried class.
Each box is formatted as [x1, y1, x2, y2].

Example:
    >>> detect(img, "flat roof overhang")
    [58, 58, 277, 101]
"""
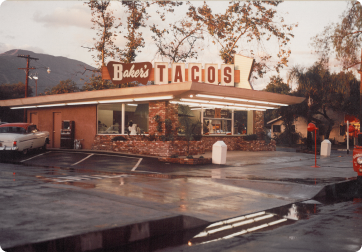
[0, 82, 305, 110]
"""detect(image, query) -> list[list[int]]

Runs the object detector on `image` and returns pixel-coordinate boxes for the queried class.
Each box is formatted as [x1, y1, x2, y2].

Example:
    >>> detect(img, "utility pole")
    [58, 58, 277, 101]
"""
[359, 49, 362, 127]
[17, 54, 38, 122]
[17, 54, 39, 98]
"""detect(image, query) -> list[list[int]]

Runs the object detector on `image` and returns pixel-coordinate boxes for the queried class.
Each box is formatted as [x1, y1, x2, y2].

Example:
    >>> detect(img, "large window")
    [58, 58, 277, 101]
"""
[203, 108, 232, 135]
[97, 103, 149, 135]
[125, 104, 149, 134]
[233, 111, 248, 135]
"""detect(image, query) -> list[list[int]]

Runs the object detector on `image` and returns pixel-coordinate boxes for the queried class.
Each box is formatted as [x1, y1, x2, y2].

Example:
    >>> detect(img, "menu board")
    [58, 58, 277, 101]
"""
[204, 109, 231, 118]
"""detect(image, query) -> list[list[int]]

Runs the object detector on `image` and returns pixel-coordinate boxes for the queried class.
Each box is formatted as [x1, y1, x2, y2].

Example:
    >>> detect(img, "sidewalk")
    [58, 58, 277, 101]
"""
[1, 150, 357, 251]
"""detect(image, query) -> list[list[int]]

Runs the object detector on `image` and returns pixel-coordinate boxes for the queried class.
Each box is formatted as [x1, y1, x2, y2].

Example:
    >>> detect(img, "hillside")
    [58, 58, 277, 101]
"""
[0, 49, 97, 95]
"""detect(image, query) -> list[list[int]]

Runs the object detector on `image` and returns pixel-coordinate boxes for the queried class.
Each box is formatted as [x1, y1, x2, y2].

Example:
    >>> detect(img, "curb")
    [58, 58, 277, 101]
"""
[5, 215, 209, 252]
[47, 148, 160, 159]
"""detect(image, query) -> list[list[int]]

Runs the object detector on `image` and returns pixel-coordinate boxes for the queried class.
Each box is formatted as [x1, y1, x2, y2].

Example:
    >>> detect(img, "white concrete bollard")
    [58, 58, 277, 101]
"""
[212, 141, 227, 164]
[320, 139, 331, 157]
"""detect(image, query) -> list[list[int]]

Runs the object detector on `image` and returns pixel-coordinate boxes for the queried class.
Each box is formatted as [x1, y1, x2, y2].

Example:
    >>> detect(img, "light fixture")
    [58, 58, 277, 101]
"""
[37, 103, 66, 107]
[180, 98, 210, 103]
[223, 97, 249, 102]
[67, 101, 98, 105]
[196, 94, 289, 107]
[268, 102, 288, 106]
[134, 95, 173, 101]
[98, 99, 133, 104]
[227, 106, 250, 111]
[11, 106, 36, 109]
[209, 101, 235, 106]
[254, 106, 276, 110]
[127, 104, 138, 106]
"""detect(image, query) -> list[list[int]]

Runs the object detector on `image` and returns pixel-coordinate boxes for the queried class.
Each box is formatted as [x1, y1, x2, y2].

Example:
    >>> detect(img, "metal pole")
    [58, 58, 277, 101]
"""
[314, 129, 317, 167]
[347, 120, 350, 154]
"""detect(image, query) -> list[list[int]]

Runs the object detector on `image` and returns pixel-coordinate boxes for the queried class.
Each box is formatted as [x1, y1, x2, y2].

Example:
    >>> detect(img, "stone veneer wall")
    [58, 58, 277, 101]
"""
[254, 111, 265, 139]
[148, 101, 179, 137]
[92, 135, 275, 157]
[92, 135, 204, 156]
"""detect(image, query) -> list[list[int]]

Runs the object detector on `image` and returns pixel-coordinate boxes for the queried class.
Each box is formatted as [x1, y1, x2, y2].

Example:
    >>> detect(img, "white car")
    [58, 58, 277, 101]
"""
[0, 123, 50, 154]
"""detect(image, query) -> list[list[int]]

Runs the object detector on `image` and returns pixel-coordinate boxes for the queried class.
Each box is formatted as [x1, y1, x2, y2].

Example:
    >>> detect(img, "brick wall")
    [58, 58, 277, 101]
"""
[148, 101, 179, 137]
[92, 135, 205, 157]
[254, 111, 265, 140]
[92, 135, 275, 157]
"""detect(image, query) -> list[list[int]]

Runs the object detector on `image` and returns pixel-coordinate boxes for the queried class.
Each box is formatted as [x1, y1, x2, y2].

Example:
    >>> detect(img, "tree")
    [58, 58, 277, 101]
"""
[118, 1, 150, 64]
[187, 1, 297, 78]
[150, 17, 204, 63]
[0, 82, 32, 99]
[312, 2, 362, 124]
[289, 61, 359, 139]
[83, 0, 122, 67]
[82, 74, 115, 91]
[264, 76, 303, 146]
[41, 79, 79, 95]
[312, 2, 362, 70]
[264, 75, 291, 95]
[0, 82, 32, 122]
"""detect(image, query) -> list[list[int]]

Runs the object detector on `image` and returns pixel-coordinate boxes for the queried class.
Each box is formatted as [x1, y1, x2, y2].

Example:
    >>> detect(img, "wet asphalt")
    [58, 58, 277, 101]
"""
[0, 148, 360, 251]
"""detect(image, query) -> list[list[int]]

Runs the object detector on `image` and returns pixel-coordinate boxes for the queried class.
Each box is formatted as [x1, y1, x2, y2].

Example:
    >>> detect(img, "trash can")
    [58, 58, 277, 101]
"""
[212, 141, 227, 164]
[320, 139, 331, 156]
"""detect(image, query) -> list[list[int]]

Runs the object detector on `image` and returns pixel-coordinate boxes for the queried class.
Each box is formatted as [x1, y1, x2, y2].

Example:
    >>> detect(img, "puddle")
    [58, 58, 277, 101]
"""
[110, 180, 362, 252]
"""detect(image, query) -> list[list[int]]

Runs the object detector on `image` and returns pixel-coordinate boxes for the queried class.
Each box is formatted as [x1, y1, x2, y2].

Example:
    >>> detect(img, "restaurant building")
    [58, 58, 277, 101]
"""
[0, 55, 304, 157]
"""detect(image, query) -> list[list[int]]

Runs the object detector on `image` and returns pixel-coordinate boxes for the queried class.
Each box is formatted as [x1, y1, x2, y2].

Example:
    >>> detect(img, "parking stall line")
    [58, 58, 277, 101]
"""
[20, 151, 52, 163]
[131, 158, 143, 171]
[71, 154, 94, 166]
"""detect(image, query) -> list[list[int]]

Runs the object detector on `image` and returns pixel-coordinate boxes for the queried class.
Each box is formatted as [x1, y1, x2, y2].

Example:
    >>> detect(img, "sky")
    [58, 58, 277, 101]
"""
[0, 0, 355, 90]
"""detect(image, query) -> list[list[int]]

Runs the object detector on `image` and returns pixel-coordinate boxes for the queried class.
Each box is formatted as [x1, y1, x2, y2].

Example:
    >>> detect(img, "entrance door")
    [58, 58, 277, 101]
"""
[30, 113, 38, 127]
[53, 112, 61, 148]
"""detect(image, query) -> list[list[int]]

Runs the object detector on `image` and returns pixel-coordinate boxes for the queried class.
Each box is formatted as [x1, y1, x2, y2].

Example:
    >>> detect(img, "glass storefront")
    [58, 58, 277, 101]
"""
[98, 102, 249, 136]
[189, 108, 249, 135]
[97, 103, 149, 135]
[233, 111, 248, 135]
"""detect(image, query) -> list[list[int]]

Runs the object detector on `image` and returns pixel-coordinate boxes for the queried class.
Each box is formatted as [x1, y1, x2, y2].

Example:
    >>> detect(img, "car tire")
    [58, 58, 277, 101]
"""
[42, 143, 47, 151]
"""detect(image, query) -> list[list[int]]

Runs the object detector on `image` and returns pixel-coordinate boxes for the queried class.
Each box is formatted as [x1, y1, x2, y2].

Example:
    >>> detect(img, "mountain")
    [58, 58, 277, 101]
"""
[0, 49, 97, 95]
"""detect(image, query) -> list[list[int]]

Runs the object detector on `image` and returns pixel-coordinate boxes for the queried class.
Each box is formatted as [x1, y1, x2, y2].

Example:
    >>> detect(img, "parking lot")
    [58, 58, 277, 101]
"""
[0, 149, 216, 176]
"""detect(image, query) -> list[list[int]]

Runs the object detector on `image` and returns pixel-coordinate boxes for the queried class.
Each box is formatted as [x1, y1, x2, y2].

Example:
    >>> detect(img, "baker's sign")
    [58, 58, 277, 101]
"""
[103, 61, 247, 86]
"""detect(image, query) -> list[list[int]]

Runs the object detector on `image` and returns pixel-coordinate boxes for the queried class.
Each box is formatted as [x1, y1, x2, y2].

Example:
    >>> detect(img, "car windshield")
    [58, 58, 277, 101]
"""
[0, 127, 26, 134]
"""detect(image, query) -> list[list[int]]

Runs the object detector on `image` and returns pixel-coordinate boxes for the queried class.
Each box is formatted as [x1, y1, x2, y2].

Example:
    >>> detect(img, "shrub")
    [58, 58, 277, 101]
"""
[243, 134, 258, 141]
